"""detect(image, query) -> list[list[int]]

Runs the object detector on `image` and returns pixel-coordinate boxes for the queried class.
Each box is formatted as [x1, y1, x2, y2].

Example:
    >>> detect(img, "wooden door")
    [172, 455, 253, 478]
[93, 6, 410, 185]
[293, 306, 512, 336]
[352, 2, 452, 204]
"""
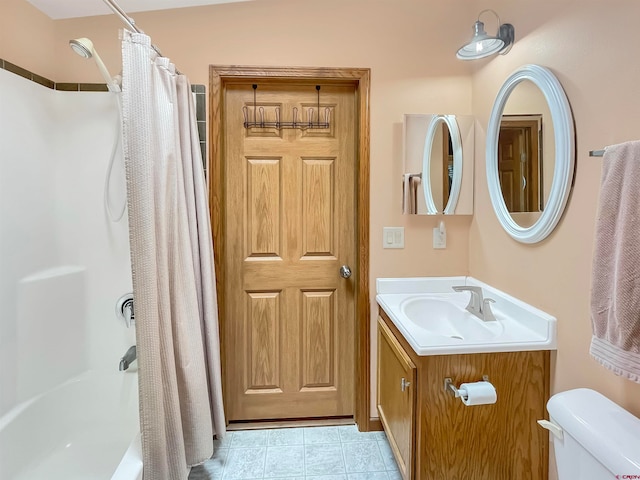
[223, 82, 356, 422]
[498, 119, 541, 212]
[377, 317, 416, 480]
[441, 124, 452, 209]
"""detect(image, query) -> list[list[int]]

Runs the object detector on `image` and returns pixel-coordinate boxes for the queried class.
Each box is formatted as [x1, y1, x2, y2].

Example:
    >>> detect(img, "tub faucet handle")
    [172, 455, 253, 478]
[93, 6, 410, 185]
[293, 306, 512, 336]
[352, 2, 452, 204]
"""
[116, 293, 135, 328]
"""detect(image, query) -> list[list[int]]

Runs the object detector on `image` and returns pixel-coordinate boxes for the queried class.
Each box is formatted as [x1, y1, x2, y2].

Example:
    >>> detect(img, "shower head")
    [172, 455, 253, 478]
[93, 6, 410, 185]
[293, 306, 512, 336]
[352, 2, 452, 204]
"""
[69, 37, 121, 93]
[69, 38, 94, 59]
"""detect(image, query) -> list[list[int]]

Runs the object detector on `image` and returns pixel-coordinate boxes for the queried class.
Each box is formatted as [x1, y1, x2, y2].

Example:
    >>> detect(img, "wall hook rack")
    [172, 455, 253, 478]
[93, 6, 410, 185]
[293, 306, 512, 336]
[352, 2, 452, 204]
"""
[242, 84, 331, 130]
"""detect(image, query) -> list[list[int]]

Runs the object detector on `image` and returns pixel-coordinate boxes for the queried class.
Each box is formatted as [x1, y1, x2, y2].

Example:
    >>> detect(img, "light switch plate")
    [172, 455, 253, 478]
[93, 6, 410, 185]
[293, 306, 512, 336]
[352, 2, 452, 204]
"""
[383, 227, 404, 249]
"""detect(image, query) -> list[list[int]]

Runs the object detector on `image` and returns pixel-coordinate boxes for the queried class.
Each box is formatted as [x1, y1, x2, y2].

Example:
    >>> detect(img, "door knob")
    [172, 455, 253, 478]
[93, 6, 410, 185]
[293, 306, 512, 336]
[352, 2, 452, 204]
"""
[339, 265, 352, 279]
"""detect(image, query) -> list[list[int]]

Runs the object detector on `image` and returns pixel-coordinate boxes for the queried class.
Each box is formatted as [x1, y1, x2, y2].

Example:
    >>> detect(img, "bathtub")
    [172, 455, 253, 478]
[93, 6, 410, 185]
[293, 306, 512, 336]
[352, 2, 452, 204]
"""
[0, 369, 140, 480]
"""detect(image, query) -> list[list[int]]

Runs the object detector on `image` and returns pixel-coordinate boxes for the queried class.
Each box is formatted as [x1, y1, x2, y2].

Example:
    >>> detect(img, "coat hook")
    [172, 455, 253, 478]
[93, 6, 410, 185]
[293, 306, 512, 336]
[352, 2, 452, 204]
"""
[252, 84, 258, 124]
[242, 106, 249, 126]
[308, 107, 315, 127]
[258, 106, 264, 127]
[316, 85, 321, 125]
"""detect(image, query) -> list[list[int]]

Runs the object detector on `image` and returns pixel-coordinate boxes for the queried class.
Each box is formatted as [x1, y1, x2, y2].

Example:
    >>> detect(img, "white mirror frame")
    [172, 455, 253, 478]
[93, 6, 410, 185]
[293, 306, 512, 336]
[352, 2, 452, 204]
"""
[422, 115, 463, 214]
[486, 64, 575, 243]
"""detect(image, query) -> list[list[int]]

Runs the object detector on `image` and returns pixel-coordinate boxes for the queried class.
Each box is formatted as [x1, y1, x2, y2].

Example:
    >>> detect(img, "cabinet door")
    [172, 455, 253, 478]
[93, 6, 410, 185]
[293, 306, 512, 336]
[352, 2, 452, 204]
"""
[377, 317, 416, 480]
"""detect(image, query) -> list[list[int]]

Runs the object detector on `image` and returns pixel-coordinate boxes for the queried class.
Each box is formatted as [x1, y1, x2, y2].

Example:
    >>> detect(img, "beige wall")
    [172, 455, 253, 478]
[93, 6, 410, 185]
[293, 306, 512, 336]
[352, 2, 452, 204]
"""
[5, 0, 640, 426]
[469, 0, 640, 419]
[2, 0, 56, 79]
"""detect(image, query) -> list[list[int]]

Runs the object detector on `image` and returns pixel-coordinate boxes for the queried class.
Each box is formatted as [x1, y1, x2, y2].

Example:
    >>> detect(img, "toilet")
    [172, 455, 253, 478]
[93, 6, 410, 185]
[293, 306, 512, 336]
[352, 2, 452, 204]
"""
[542, 388, 640, 479]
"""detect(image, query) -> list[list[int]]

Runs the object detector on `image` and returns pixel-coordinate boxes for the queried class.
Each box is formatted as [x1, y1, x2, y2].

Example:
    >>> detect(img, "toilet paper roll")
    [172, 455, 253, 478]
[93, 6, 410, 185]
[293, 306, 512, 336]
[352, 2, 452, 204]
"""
[459, 381, 497, 406]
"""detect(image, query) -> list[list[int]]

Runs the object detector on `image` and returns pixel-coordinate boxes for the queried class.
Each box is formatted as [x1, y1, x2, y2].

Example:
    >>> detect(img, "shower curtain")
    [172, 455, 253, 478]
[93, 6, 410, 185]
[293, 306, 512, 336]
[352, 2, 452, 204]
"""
[120, 30, 225, 479]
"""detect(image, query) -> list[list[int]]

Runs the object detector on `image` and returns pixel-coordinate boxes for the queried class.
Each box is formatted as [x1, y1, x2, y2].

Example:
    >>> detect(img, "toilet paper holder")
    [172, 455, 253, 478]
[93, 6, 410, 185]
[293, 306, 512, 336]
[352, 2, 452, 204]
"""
[444, 375, 490, 399]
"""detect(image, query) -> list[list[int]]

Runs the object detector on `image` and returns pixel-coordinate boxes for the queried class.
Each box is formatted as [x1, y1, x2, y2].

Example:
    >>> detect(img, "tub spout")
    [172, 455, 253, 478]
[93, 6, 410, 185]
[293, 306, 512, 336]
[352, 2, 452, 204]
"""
[119, 345, 137, 371]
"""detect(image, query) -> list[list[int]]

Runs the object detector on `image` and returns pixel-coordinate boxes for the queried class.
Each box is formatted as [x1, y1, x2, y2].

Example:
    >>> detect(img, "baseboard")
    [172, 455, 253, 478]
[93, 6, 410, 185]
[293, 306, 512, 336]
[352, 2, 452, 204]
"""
[369, 417, 383, 431]
[226, 416, 383, 432]
[227, 417, 354, 431]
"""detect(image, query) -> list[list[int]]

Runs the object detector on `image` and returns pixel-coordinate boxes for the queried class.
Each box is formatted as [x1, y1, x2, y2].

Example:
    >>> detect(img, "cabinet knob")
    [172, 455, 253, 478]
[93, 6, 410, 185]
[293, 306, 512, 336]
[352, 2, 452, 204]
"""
[401, 377, 411, 392]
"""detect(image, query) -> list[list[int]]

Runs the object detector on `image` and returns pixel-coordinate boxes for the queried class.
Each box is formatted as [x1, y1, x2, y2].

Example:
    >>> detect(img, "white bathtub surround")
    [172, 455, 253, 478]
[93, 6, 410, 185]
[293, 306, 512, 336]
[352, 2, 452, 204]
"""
[0, 371, 139, 480]
[1, 66, 136, 478]
[590, 141, 640, 382]
[376, 276, 557, 355]
[121, 30, 225, 479]
[16, 267, 87, 402]
[112, 433, 144, 480]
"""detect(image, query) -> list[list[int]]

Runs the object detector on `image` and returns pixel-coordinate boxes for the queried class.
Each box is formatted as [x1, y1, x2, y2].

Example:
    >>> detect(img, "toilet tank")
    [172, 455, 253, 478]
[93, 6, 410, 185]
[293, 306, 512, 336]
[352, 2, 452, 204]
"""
[546, 388, 640, 480]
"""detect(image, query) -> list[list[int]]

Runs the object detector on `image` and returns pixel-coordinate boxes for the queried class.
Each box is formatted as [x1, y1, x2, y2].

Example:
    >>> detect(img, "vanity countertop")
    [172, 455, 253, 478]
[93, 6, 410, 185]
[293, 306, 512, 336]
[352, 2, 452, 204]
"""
[376, 276, 557, 356]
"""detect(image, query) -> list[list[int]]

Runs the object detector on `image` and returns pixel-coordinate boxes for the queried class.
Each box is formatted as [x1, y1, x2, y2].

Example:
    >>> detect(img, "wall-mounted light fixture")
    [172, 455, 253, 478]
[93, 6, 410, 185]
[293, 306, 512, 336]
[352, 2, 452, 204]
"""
[456, 10, 514, 60]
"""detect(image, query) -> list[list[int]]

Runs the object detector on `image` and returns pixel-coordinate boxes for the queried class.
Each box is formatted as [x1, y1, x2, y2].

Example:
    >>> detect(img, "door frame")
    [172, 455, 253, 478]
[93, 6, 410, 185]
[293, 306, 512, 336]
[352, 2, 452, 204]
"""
[208, 65, 371, 430]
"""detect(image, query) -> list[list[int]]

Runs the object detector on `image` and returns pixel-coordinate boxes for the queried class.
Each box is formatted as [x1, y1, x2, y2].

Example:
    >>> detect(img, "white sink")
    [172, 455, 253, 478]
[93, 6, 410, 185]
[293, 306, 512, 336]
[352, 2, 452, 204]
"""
[400, 295, 504, 342]
[376, 277, 557, 355]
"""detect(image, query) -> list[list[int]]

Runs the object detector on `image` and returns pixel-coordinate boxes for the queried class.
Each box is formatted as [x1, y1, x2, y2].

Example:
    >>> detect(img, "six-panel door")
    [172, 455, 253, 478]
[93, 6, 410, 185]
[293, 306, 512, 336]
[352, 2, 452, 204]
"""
[223, 82, 357, 421]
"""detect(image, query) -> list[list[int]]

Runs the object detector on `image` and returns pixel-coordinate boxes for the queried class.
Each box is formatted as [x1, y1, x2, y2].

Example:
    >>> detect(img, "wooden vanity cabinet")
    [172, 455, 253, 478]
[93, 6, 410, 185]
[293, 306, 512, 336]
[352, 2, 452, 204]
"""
[377, 308, 550, 480]
[377, 317, 416, 480]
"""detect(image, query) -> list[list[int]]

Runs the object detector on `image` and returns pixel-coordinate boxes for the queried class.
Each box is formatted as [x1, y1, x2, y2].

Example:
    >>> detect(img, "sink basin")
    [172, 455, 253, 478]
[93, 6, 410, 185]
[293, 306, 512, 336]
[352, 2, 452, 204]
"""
[400, 296, 504, 341]
[376, 276, 557, 355]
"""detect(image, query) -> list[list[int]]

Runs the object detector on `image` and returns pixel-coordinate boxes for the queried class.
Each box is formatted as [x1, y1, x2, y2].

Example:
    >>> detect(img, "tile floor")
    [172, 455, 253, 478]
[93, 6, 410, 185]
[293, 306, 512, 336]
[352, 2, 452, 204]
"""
[189, 425, 401, 480]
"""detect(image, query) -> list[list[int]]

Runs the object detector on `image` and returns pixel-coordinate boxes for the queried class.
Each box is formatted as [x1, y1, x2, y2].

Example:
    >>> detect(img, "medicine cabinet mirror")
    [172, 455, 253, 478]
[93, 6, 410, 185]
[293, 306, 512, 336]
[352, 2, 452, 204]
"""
[403, 114, 474, 215]
[486, 64, 574, 243]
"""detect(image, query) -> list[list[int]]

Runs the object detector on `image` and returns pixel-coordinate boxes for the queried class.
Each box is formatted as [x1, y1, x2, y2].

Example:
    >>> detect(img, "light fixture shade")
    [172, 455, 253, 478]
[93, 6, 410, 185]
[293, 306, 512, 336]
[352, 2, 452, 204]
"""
[456, 12, 515, 60]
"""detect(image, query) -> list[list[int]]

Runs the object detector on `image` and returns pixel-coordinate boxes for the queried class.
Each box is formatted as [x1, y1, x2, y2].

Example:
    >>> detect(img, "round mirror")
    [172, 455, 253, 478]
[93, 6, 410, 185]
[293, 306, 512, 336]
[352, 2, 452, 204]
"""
[486, 65, 574, 243]
[422, 115, 463, 214]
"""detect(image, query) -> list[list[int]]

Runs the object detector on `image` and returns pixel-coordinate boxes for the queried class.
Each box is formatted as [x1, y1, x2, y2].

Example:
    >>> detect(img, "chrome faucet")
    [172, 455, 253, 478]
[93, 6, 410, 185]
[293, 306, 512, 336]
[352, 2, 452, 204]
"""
[119, 345, 137, 371]
[452, 286, 497, 321]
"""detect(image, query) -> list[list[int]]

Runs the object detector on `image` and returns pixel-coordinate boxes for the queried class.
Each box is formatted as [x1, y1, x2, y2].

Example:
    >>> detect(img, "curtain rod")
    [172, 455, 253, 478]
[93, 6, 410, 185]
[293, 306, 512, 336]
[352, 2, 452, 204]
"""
[102, 0, 141, 33]
[102, 0, 166, 58]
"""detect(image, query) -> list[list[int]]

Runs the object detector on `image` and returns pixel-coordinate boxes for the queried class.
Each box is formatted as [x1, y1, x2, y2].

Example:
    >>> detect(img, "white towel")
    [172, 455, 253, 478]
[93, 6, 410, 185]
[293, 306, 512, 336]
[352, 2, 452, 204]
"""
[590, 141, 640, 382]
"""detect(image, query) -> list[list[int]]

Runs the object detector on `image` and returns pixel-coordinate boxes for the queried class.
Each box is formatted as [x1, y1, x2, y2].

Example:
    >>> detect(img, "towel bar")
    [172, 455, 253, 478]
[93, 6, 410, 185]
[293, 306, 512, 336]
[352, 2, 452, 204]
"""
[589, 150, 605, 157]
